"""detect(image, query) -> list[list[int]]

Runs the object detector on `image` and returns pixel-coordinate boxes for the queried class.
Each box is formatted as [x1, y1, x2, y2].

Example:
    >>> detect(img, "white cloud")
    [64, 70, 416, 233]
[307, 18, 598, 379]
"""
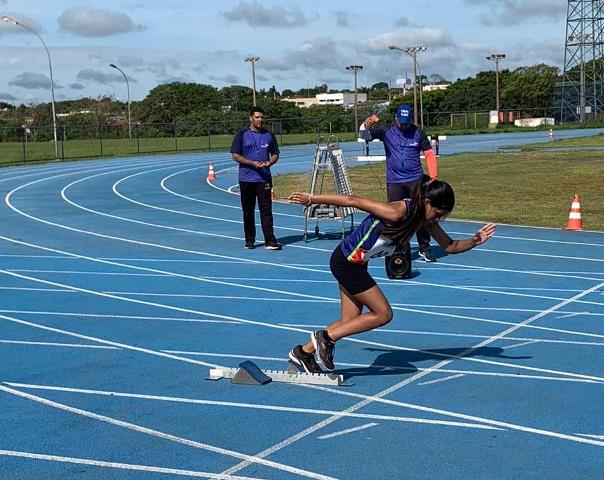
[0, 92, 17, 101]
[360, 28, 456, 56]
[221, 1, 310, 28]
[58, 7, 146, 37]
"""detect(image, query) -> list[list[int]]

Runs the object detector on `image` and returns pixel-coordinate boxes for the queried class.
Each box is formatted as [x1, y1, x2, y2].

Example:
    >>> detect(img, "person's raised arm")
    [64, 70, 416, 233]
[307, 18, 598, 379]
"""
[427, 222, 496, 254]
[289, 192, 405, 224]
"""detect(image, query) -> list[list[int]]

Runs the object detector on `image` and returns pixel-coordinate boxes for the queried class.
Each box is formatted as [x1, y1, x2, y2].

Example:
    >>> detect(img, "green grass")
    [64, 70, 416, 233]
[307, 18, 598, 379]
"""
[0, 132, 359, 166]
[273, 148, 604, 231]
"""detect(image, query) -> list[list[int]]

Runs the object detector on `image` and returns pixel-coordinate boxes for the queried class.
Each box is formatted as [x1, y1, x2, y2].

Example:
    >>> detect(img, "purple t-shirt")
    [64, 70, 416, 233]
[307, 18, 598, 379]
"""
[365, 124, 431, 183]
[230, 127, 279, 183]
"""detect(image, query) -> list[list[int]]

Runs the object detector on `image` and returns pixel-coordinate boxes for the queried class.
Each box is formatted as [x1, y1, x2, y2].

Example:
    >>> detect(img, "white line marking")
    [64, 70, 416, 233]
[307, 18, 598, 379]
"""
[160, 351, 604, 384]
[556, 312, 589, 319]
[417, 374, 466, 386]
[576, 434, 604, 440]
[0, 312, 221, 368]
[0, 310, 241, 325]
[0, 384, 337, 480]
[5, 382, 499, 431]
[0, 340, 119, 350]
[6, 161, 604, 306]
[281, 325, 604, 346]
[503, 340, 540, 350]
[318, 423, 379, 440]
[0, 286, 73, 293]
[222, 280, 604, 476]
[0, 449, 265, 479]
[9, 269, 170, 277]
[2, 268, 604, 384]
[299, 383, 604, 447]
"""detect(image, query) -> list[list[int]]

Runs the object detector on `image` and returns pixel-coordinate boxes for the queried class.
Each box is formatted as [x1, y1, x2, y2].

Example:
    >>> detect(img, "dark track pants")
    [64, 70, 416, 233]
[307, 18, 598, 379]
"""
[239, 181, 277, 245]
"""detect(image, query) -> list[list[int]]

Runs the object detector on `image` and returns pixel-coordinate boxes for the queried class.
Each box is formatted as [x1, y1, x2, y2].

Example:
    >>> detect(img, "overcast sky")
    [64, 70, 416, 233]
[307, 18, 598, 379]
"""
[0, 0, 568, 105]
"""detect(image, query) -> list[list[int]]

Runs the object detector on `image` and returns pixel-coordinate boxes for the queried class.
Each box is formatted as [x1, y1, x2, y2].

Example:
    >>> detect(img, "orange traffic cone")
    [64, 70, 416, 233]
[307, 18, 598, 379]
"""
[271, 188, 276, 201]
[548, 128, 554, 139]
[564, 194, 583, 231]
[207, 161, 216, 181]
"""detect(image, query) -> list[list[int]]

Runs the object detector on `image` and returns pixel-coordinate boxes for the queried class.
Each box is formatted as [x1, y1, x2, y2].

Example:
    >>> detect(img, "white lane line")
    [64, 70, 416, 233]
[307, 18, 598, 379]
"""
[556, 312, 589, 319]
[5, 383, 499, 431]
[0, 384, 334, 480]
[0, 340, 119, 350]
[222, 280, 604, 476]
[282, 325, 604, 346]
[3, 265, 604, 386]
[576, 434, 604, 440]
[7, 163, 604, 303]
[0, 312, 221, 369]
[503, 340, 540, 350]
[0, 310, 242, 325]
[477, 247, 604, 263]
[9, 268, 600, 294]
[103, 292, 335, 303]
[3, 267, 603, 386]
[417, 374, 466, 386]
[0, 286, 74, 293]
[160, 165, 300, 219]
[161, 350, 604, 384]
[300, 383, 604, 448]
[9, 269, 170, 277]
[0, 449, 264, 479]
[317, 423, 379, 440]
[2, 238, 604, 350]
[385, 305, 604, 340]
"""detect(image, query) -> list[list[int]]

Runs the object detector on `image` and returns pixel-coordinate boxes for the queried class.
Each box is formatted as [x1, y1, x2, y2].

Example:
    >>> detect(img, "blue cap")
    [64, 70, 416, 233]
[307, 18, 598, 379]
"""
[395, 104, 413, 124]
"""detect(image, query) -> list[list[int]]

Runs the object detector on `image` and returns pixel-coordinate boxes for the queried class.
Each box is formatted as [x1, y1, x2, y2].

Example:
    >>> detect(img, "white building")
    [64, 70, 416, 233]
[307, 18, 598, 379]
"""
[422, 83, 450, 92]
[282, 92, 367, 108]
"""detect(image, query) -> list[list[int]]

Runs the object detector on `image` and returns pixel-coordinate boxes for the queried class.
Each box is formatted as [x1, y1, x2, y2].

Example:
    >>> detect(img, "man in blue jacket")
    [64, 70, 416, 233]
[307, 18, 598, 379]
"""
[230, 106, 281, 250]
[360, 104, 438, 261]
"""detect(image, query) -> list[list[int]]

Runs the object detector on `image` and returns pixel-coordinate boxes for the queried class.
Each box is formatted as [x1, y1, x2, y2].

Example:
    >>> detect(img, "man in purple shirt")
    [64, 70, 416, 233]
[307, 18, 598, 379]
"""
[360, 104, 438, 262]
[230, 106, 281, 250]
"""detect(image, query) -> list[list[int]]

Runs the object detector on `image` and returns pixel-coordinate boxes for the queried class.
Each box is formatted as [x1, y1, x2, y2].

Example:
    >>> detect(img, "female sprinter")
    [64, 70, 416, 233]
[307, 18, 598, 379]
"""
[287, 175, 496, 373]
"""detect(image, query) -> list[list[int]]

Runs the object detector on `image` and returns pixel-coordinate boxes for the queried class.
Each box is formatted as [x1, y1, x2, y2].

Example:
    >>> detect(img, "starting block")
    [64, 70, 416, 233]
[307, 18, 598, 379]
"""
[208, 360, 345, 386]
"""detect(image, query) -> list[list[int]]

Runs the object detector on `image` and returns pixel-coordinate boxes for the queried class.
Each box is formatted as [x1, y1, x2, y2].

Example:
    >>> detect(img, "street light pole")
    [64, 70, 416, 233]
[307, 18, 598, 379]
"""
[389, 45, 426, 125]
[346, 64, 363, 132]
[486, 53, 506, 119]
[109, 63, 132, 140]
[244, 56, 260, 106]
[3, 15, 59, 160]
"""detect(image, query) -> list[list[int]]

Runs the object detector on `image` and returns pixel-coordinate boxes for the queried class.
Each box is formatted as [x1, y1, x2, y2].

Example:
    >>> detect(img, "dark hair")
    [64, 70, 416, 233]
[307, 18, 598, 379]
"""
[249, 106, 265, 116]
[383, 174, 455, 244]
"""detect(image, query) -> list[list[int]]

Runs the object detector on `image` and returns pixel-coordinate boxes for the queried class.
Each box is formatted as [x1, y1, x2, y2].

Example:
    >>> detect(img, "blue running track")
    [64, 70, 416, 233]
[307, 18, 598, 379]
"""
[1, 129, 603, 479]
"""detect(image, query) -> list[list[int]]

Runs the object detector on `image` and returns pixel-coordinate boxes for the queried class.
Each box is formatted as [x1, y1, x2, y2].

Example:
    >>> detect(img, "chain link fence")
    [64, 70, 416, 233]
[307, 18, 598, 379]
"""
[0, 106, 582, 164]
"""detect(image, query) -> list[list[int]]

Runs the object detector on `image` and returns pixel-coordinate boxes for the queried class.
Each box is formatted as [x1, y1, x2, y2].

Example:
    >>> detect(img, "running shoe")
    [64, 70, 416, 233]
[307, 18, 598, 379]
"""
[288, 345, 323, 374]
[418, 248, 437, 262]
[311, 330, 335, 371]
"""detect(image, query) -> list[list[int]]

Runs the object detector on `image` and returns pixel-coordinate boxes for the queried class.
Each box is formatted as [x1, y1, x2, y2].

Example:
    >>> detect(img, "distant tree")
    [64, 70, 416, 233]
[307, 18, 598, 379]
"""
[136, 82, 220, 123]
[501, 64, 559, 110]
[429, 73, 448, 85]
[370, 82, 389, 90]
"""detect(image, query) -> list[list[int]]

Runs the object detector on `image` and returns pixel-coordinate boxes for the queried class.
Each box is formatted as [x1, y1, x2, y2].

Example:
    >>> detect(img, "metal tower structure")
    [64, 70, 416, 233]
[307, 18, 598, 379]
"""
[559, 0, 604, 123]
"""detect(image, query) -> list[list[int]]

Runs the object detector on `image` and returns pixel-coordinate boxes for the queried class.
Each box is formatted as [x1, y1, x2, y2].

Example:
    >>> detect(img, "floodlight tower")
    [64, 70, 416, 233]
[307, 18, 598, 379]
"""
[559, 0, 604, 123]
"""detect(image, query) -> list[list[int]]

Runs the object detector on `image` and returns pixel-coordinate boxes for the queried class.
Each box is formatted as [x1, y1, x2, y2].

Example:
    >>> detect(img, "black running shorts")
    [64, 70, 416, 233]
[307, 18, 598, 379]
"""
[329, 245, 377, 295]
